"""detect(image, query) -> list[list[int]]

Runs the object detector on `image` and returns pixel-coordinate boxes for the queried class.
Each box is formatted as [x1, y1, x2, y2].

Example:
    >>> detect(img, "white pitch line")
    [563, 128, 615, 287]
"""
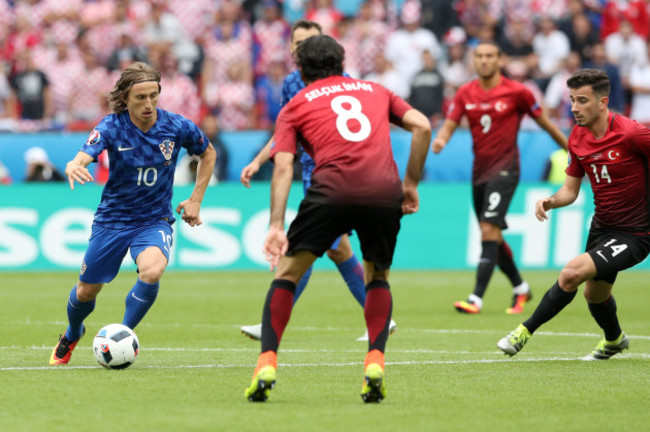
[3, 353, 650, 372]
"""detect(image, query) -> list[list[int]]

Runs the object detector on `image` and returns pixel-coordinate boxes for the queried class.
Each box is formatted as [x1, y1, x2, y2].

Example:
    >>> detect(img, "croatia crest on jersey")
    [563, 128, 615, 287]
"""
[86, 129, 101, 145]
[159, 139, 175, 165]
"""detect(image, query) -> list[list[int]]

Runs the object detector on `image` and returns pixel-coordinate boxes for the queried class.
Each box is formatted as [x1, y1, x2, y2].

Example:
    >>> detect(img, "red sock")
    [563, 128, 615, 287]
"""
[364, 279, 392, 352]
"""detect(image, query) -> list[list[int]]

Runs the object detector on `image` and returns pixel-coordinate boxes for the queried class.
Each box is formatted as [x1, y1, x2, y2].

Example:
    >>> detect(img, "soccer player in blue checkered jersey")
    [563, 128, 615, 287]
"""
[49, 62, 216, 365]
[240, 20, 396, 341]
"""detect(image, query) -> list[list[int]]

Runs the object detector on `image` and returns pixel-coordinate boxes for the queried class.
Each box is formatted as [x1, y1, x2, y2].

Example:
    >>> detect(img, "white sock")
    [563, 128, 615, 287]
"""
[468, 294, 483, 309]
[512, 281, 530, 295]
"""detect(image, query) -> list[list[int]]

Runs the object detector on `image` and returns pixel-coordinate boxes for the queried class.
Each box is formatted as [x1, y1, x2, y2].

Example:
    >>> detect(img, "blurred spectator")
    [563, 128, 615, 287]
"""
[0, 158, 12, 185]
[305, 0, 343, 37]
[40, 0, 82, 43]
[80, 0, 120, 65]
[545, 51, 582, 131]
[532, 15, 570, 90]
[144, 0, 199, 74]
[202, 18, 253, 105]
[584, 42, 625, 113]
[384, 0, 442, 87]
[352, 1, 390, 78]
[201, 114, 229, 182]
[252, 0, 291, 78]
[566, 13, 599, 63]
[419, 0, 460, 41]
[107, 30, 149, 72]
[67, 49, 109, 131]
[542, 148, 568, 184]
[255, 55, 286, 129]
[174, 154, 218, 186]
[505, 60, 545, 130]
[408, 49, 444, 127]
[24, 146, 64, 182]
[604, 19, 647, 106]
[214, 60, 256, 131]
[9, 50, 52, 121]
[629, 42, 650, 126]
[44, 41, 83, 125]
[364, 52, 409, 99]
[558, 0, 588, 35]
[157, 51, 201, 124]
[0, 63, 15, 121]
[94, 150, 110, 185]
[499, 19, 536, 71]
[454, 0, 502, 42]
[336, 17, 361, 78]
[440, 27, 472, 100]
[166, 0, 218, 43]
[600, 0, 648, 40]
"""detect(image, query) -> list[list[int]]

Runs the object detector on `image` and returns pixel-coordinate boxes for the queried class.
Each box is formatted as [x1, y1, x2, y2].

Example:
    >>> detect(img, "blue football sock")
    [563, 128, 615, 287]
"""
[64, 285, 95, 341]
[122, 279, 159, 329]
[293, 266, 313, 305]
[337, 255, 366, 307]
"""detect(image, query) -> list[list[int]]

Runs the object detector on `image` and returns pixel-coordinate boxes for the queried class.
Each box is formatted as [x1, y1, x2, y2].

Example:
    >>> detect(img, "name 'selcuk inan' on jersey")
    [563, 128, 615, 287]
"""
[303, 81, 374, 102]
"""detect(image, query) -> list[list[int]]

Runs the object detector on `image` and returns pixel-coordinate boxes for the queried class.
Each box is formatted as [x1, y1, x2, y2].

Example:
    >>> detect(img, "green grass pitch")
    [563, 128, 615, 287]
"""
[1, 270, 649, 432]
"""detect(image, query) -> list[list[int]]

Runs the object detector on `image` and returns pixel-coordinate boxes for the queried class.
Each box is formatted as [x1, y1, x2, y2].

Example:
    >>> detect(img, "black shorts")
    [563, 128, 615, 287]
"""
[472, 171, 518, 229]
[286, 199, 402, 272]
[586, 227, 650, 284]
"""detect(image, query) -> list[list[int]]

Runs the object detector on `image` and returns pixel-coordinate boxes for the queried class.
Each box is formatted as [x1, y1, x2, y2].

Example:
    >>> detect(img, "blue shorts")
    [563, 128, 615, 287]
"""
[79, 220, 173, 284]
[301, 161, 342, 250]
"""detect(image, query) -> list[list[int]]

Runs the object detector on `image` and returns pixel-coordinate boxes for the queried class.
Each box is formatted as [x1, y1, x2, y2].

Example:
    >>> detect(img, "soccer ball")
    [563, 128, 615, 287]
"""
[93, 324, 140, 369]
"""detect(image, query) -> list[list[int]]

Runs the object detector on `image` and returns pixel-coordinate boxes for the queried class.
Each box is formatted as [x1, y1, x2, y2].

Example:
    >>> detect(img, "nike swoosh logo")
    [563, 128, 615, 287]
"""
[131, 292, 148, 302]
[118, 145, 135, 151]
[465, 103, 478, 110]
[577, 156, 585, 160]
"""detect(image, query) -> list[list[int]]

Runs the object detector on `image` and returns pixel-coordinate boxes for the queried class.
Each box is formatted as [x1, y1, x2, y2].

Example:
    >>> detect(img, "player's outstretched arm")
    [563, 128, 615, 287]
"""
[534, 113, 568, 150]
[263, 151, 294, 270]
[431, 118, 458, 154]
[535, 174, 582, 221]
[240, 135, 274, 188]
[65, 151, 95, 190]
[401, 109, 432, 214]
[176, 142, 216, 227]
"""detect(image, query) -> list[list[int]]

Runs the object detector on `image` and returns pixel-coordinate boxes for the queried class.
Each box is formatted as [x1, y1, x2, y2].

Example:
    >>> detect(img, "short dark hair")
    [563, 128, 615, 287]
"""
[296, 35, 344, 83]
[566, 68, 610, 97]
[476, 40, 502, 55]
[290, 19, 322, 42]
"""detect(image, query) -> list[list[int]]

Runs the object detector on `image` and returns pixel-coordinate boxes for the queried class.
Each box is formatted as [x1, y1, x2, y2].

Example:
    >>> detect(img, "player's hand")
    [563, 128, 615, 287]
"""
[176, 199, 203, 227]
[240, 161, 260, 188]
[263, 226, 288, 271]
[535, 198, 553, 221]
[402, 184, 420, 215]
[431, 137, 446, 154]
[65, 162, 94, 190]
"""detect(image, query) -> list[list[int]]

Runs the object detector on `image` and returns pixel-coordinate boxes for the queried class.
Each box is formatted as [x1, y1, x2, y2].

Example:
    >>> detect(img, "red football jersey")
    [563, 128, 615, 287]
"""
[447, 76, 542, 184]
[566, 113, 650, 231]
[272, 75, 413, 207]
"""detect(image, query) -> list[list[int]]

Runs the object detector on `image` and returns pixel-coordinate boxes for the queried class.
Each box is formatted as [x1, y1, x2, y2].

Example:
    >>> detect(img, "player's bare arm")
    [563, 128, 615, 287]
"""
[535, 174, 581, 221]
[65, 151, 95, 190]
[431, 118, 458, 154]
[176, 142, 216, 227]
[264, 151, 294, 270]
[240, 136, 274, 188]
[534, 113, 568, 150]
[401, 109, 432, 214]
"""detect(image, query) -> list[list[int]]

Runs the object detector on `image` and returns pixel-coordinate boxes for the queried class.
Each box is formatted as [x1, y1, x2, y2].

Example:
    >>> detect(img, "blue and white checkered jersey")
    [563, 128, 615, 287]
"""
[80, 108, 209, 228]
[280, 70, 350, 167]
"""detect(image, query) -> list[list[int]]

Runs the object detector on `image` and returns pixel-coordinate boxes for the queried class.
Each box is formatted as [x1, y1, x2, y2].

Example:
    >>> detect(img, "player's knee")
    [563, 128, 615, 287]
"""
[76, 282, 102, 302]
[138, 265, 165, 284]
[558, 266, 584, 291]
[326, 247, 351, 263]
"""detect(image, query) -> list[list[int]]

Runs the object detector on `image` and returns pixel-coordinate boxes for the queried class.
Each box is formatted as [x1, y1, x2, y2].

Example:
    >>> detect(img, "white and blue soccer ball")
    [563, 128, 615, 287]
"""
[93, 324, 140, 369]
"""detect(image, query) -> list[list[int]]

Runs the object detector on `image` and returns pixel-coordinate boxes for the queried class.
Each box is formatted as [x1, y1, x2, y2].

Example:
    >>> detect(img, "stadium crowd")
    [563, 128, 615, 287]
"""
[1, 0, 650, 135]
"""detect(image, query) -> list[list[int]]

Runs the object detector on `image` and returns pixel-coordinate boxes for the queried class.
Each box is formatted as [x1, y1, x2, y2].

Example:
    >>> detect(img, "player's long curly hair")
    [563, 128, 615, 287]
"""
[295, 35, 344, 84]
[108, 62, 161, 114]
